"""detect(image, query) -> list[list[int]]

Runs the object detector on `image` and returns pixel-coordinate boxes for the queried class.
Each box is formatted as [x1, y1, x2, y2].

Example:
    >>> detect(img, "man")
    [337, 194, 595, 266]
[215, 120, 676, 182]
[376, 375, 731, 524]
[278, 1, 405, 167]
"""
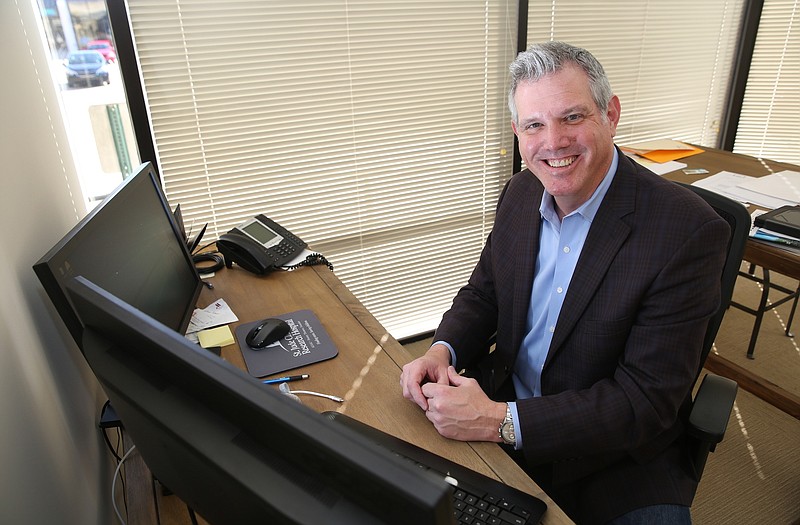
[400, 41, 729, 524]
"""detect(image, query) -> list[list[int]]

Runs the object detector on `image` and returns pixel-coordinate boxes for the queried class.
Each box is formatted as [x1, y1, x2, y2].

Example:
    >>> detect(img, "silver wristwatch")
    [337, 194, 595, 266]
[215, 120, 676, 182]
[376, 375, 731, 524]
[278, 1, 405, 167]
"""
[499, 403, 516, 447]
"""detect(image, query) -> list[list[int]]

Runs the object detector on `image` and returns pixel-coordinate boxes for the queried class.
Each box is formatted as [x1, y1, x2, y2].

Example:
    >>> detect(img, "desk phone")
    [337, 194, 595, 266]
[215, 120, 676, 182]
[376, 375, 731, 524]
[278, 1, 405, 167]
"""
[217, 214, 307, 274]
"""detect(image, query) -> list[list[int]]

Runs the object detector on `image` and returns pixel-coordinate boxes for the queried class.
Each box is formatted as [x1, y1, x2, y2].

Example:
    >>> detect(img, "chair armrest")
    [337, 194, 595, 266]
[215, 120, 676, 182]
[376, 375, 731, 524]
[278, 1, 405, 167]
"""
[688, 374, 738, 445]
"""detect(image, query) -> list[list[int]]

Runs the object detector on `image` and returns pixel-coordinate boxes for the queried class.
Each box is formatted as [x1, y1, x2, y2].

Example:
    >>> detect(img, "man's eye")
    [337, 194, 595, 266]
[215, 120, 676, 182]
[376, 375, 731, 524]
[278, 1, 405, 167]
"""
[526, 122, 541, 130]
[566, 114, 583, 122]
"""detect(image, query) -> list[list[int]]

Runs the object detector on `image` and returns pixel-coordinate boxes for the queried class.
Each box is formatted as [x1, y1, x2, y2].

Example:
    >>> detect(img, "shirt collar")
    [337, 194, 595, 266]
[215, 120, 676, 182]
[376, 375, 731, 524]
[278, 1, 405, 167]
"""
[539, 147, 619, 224]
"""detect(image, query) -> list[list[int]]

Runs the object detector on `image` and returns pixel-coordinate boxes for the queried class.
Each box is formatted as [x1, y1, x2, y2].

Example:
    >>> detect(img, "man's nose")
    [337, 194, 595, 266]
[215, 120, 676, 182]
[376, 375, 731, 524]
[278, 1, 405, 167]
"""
[542, 123, 571, 150]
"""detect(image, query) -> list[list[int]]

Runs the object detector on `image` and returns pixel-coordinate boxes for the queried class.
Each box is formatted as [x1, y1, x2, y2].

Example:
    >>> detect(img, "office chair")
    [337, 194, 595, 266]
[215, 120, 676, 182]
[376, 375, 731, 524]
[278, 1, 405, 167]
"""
[469, 182, 748, 483]
[676, 182, 749, 481]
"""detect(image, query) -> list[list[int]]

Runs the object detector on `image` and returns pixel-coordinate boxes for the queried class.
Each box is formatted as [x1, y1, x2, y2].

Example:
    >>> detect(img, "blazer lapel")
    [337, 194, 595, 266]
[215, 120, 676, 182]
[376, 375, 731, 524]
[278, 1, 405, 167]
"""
[510, 173, 543, 357]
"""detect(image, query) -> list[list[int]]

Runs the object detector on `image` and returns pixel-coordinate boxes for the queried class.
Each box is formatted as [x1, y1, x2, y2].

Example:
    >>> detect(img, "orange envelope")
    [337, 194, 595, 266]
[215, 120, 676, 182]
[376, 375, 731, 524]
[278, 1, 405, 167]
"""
[620, 140, 704, 163]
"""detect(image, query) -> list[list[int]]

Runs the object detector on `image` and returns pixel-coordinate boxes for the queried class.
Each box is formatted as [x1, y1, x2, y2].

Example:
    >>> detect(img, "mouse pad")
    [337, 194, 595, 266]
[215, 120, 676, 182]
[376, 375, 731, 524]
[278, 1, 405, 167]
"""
[236, 309, 338, 378]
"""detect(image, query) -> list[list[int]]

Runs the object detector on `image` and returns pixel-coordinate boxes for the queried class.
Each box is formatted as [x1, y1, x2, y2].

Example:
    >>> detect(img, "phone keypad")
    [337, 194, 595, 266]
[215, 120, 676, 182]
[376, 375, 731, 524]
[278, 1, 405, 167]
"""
[274, 241, 296, 257]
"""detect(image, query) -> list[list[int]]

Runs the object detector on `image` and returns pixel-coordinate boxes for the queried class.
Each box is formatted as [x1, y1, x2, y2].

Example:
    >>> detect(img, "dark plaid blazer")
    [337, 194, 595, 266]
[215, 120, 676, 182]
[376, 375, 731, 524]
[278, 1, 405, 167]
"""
[434, 148, 730, 524]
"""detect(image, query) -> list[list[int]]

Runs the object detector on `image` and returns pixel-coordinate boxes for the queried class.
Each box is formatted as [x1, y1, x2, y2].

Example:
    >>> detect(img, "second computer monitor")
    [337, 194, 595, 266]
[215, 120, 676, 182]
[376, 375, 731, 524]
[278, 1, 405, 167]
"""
[33, 162, 202, 347]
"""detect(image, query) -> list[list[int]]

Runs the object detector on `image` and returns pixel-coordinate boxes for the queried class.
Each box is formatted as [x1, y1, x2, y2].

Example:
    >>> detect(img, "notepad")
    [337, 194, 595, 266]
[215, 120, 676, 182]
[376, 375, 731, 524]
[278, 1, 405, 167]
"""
[197, 325, 235, 348]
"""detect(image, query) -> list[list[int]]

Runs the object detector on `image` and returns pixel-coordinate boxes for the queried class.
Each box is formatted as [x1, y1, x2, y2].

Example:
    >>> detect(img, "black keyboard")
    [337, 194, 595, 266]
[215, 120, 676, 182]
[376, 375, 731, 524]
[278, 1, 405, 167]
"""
[324, 412, 547, 525]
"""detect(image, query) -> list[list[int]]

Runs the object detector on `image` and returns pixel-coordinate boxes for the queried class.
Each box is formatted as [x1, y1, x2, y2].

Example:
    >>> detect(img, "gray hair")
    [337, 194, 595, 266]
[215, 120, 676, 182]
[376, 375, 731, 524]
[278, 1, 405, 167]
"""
[508, 41, 613, 124]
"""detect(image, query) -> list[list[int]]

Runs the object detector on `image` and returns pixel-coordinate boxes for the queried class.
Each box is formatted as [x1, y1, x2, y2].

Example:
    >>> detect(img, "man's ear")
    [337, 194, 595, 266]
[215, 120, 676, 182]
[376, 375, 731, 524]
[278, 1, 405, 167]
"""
[511, 119, 519, 136]
[607, 95, 621, 136]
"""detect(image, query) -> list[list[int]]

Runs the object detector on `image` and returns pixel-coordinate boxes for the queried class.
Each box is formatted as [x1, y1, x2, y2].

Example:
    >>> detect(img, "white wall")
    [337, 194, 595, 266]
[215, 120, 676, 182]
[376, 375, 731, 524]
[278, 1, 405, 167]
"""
[0, 1, 111, 523]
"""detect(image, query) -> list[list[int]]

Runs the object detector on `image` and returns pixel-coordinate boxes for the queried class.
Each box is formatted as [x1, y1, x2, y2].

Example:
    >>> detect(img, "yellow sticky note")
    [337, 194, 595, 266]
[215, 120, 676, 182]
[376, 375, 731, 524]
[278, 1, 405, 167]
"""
[197, 325, 235, 348]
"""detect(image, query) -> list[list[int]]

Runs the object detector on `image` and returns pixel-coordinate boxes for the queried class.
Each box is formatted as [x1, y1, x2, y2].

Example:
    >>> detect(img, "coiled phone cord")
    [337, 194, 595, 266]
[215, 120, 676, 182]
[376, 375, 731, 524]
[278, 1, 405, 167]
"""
[280, 253, 334, 272]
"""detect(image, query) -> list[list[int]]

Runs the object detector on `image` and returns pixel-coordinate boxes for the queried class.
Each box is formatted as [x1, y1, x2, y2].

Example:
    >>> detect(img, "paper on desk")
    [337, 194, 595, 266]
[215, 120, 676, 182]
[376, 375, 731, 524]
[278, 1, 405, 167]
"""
[620, 140, 704, 163]
[186, 298, 238, 335]
[625, 153, 686, 175]
[691, 171, 791, 209]
[736, 170, 800, 208]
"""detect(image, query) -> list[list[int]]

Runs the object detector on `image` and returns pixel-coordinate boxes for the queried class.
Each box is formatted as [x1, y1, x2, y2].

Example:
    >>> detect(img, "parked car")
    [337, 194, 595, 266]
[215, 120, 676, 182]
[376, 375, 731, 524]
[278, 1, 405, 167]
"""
[64, 50, 110, 88]
[85, 39, 116, 62]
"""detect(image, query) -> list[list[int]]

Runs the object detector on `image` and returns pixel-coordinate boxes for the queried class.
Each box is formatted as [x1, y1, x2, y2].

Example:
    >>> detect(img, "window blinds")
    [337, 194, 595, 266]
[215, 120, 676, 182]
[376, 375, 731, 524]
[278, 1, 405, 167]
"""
[526, 0, 745, 147]
[123, 0, 750, 339]
[125, 0, 517, 339]
[734, 0, 800, 165]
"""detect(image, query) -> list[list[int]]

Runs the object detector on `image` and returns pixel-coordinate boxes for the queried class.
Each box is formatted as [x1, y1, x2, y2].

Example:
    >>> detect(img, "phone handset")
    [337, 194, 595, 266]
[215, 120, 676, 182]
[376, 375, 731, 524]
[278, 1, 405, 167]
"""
[217, 214, 308, 274]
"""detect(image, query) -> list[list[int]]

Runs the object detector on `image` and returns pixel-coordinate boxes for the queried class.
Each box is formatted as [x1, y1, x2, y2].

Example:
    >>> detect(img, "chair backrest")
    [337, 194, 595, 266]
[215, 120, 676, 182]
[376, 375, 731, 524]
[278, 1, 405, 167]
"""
[676, 182, 751, 372]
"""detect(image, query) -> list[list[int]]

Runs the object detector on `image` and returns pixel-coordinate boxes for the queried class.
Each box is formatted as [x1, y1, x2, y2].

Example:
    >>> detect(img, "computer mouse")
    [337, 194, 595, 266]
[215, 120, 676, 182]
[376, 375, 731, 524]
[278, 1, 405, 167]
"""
[245, 318, 291, 349]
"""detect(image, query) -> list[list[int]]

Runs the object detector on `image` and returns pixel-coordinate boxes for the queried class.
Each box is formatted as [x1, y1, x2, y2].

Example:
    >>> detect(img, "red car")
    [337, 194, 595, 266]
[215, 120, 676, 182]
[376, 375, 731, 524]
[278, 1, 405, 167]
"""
[85, 40, 116, 63]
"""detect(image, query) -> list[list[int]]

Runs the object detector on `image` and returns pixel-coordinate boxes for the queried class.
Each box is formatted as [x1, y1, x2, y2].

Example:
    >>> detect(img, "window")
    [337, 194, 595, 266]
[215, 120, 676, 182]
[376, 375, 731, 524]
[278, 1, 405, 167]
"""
[733, 0, 800, 165]
[117, 0, 757, 339]
[37, 0, 139, 208]
[121, 0, 517, 338]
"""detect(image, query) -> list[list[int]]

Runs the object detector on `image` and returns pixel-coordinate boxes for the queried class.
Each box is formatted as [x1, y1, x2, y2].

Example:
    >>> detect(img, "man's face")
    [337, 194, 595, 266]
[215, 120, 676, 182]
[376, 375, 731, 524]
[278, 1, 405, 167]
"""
[512, 63, 620, 217]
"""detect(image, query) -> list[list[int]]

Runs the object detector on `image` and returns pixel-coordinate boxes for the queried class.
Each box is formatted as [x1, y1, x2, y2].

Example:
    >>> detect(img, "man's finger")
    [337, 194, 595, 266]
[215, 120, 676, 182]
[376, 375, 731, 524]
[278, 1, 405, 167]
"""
[446, 366, 464, 386]
[403, 379, 429, 411]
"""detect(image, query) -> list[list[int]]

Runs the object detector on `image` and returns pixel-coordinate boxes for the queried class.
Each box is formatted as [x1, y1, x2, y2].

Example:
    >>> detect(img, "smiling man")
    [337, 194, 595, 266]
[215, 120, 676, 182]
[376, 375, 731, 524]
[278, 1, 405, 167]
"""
[511, 57, 620, 219]
[400, 42, 730, 524]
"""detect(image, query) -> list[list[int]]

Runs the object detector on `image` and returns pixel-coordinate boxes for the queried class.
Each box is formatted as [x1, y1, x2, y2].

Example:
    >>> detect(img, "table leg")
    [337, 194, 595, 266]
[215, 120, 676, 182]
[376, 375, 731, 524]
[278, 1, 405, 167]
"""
[784, 284, 799, 337]
[747, 268, 771, 359]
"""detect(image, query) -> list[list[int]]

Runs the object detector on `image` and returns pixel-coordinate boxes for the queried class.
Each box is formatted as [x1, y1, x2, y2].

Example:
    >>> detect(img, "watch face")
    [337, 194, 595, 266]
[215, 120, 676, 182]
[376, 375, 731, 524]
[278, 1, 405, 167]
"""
[501, 422, 515, 444]
[500, 404, 515, 445]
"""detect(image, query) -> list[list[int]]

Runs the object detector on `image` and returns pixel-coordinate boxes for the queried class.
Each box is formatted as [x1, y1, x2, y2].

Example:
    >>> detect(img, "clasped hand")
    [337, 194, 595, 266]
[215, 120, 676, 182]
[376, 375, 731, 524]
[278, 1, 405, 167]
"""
[400, 346, 505, 442]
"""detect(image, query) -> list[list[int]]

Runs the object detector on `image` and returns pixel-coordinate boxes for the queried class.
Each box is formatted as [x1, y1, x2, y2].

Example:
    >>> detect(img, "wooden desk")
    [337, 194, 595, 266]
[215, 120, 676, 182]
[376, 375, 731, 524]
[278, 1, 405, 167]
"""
[124, 264, 573, 525]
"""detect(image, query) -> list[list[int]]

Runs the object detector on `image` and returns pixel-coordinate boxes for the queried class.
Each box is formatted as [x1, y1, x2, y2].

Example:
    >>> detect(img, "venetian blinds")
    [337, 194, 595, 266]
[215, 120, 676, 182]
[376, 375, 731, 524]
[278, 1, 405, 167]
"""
[527, 0, 745, 147]
[125, 1, 517, 339]
[734, 0, 800, 165]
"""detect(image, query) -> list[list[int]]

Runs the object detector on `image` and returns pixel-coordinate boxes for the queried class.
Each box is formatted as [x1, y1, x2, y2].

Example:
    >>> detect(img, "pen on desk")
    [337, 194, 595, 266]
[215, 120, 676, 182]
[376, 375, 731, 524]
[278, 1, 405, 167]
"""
[262, 374, 309, 385]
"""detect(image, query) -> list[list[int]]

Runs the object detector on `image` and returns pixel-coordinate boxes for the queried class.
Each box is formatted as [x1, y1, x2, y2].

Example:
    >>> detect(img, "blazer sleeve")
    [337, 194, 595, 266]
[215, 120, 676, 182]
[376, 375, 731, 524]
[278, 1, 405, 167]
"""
[432, 172, 539, 370]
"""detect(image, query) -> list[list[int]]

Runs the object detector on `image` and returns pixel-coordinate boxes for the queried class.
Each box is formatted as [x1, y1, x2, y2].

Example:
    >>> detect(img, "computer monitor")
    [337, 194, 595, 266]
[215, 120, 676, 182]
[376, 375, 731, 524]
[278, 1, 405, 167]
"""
[66, 276, 453, 525]
[34, 162, 202, 347]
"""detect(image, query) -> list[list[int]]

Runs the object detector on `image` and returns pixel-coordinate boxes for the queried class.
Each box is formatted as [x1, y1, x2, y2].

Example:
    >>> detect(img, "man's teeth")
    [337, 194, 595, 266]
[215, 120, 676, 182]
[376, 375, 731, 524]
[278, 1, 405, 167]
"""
[547, 156, 575, 167]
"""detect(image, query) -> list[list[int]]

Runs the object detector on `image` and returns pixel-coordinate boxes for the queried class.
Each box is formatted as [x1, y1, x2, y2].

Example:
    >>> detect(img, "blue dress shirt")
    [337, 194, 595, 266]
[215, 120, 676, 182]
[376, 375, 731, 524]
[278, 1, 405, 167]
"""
[509, 148, 618, 448]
